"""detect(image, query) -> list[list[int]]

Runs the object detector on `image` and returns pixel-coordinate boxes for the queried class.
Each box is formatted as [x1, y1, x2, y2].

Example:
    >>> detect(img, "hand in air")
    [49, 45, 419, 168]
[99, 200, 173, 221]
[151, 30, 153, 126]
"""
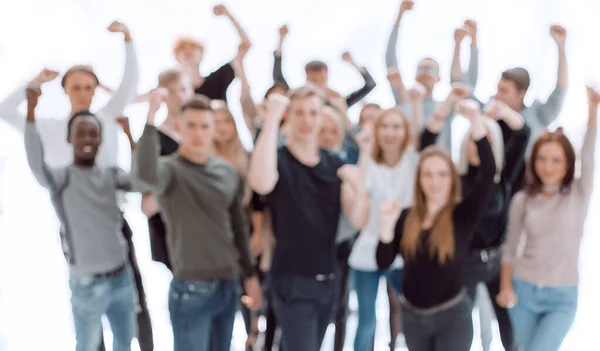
[456, 99, 481, 121]
[379, 200, 401, 242]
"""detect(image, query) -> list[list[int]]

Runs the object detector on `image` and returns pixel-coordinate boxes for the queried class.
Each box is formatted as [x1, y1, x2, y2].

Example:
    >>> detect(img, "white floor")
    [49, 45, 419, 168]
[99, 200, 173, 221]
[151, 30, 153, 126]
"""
[0, 137, 598, 351]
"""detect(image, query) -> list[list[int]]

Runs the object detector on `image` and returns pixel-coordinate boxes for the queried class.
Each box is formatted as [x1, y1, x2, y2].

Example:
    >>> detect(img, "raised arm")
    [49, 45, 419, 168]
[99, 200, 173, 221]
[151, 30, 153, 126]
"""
[233, 43, 259, 136]
[134, 89, 173, 194]
[339, 165, 369, 230]
[0, 69, 58, 132]
[273, 25, 290, 89]
[537, 25, 568, 126]
[385, 0, 414, 105]
[453, 100, 496, 229]
[97, 21, 139, 120]
[575, 86, 599, 198]
[451, 20, 479, 87]
[214, 5, 252, 69]
[420, 84, 467, 149]
[377, 204, 407, 270]
[341, 52, 376, 108]
[248, 94, 289, 195]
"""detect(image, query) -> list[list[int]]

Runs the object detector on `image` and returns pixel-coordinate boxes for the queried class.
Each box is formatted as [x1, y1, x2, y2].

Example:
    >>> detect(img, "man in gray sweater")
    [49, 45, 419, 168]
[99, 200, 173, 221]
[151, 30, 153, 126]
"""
[134, 90, 262, 351]
[24, 83, 136, 350]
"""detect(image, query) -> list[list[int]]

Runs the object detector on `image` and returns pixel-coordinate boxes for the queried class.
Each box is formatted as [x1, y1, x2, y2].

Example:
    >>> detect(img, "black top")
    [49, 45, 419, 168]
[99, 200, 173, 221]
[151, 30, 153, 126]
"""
[377, 137, 496, 309]
[420, 122, 530, 250]
[266, 146, 345, 276]
[194, 63, 235, 101]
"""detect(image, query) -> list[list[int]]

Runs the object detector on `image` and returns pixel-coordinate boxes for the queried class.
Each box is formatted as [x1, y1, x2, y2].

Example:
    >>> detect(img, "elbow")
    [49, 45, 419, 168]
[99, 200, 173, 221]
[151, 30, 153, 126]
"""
[248, 174, 275, 196]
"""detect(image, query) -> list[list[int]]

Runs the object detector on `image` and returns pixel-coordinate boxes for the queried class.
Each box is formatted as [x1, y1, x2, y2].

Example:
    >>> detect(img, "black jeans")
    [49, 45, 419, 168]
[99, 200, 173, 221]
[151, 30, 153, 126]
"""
[270, 274, 338, 351]
[464, 248, 518, 351]
[99, 219, 154, 351]
[401, 293, 473, 351]
[333, 239, 353, 351]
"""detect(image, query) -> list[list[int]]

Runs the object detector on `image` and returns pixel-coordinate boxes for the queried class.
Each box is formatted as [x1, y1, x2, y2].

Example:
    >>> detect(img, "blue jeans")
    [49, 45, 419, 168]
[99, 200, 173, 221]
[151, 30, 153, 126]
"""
[508, 278, 578, 351]
[69, 265, 136, 351]
[168, 277, 238, 351]
[351, 268, 403, 351]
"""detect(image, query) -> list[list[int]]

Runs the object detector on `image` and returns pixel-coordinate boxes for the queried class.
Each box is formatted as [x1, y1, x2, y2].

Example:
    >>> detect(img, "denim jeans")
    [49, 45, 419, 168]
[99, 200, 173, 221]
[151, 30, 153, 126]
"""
[69, 265, 136, 351]
[351, 268, 403, 351]
[270, 274, 337, 351]
[333, 239, 354, 351]
[401, 292, 473, 351]
[508, 278, 578, 351]
[168, 277, 238, 351]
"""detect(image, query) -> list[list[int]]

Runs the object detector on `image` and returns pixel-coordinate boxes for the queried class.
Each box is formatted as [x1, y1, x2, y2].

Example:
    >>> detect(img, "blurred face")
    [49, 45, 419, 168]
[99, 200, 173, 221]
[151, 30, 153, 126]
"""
[376, 112, 408, 153]
[63, 71, 97, 110]
[164, 78, 193, 113]
[306, 69, 328, 89]
[420, 155, 453, 204]
[287, 95, 324, 142]
[415, 58, 440, 89]
[176, 109, 214, 152]
[175, 43, 204, 66]
[214, 109, 237, 145]
[68, 115, 102, 163]
[318, 113, 342, 150]
[534, 141, 567, 187]
[495, 79, 525, 111]
[358, 106, 381, 128]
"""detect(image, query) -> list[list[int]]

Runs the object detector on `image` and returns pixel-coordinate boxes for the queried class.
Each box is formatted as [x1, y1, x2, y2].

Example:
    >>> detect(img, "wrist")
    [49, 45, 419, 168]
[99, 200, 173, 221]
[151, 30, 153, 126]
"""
[123, 32, 132, 42]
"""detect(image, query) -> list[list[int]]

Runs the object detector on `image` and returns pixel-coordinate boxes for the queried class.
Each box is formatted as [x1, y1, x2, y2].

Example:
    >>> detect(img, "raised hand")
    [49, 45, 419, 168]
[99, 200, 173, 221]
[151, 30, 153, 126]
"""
[107, 21, 131, 42]
[148, 88, 168, 114]
[496, 288, 517, 309]
[279, 24, 289, 39]
[213, 4, 230, 17]
[26, 87, 42, 109]
[550, 25, 567, 47]
[464, 19, 477, 41]
[29, 68, 59, 88]
[355, 123, 374, 153]
[408, 83, 426, 103]
[451, 82, 472, 99]
[586, 85, 600, 106]
[387, 68, 402, 86]
[454, 28, 468, 43]
[264, 93, 290, 125]
[341, 51, 353, 64]
[456, 99, 481, 121]
[484, 99, 509, 120]
[400, 0, 414, 13]
[380, 200, 401, 242]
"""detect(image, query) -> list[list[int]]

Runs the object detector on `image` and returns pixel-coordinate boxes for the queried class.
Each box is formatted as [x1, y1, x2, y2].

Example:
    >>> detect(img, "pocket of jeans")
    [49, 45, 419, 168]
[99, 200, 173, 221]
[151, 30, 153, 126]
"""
[69, 276, 100, 300]
[179, 280, 219, 301]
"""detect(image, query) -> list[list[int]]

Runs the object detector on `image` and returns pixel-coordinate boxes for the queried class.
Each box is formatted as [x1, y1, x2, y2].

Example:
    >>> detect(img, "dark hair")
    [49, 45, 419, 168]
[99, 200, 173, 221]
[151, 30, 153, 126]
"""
[304, 60, 328, 73]
[524, 128, 576, 195]
[61, 65, 100, 88]
[181, 94, 213, 113]
[264, 82, 289, 99]
[67, 110, 102, 138]
[501, 67, 531, 92]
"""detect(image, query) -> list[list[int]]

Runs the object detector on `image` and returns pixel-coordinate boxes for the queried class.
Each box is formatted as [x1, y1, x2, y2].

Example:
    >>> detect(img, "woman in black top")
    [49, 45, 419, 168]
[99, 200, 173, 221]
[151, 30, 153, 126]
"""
[376, 99, 496, 351]
[421, 99, 530, 351]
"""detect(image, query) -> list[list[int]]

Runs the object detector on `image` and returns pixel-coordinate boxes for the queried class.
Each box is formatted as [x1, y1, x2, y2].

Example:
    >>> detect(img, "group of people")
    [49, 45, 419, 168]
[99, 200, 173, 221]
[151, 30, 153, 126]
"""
[0, 1, 597, 351]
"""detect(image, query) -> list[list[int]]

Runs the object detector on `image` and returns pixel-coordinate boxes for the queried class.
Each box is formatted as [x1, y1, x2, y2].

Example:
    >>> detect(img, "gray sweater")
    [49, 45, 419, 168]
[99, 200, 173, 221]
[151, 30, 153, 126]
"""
[135, 125, 254, 281]
[24, 123, 130, 276]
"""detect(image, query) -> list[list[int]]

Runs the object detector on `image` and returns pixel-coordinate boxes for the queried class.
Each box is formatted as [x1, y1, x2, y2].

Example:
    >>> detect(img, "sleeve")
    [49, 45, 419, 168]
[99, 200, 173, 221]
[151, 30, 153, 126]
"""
[500, 121, 531, 186]
[345, 69, 377, 108]
[376, 209, 408, 270]
[454, 137, 496, 233]
[419, 128, 439, 151]
[250, 192, 267, 212]
[272, 52, 289, 90]
[24, 123, 65, 192]
[230, 175, 256, 278]
[575, 126, 597, 200]
[196, 63, 236, 100]
[465, 45, 479, 88]
[535, 86, 567, 127]
[0, 84, 27, 132]
[111, 167, 133, 192]
[501, 192, 527, 264]
[385, 26, 401, 105]
[134, 125, 174, 195]
[97, 42, 139, 121]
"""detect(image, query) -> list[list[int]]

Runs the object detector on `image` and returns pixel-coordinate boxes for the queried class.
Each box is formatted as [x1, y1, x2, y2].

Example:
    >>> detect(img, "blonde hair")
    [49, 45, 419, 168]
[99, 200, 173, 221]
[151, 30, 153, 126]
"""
[458, 117, 504, 183]
[172, 36, 205, 56]
[402, 146, 462, 264]
[371, 108, 411, 164]
[320, 106, 346, 151]
[212, 103, 248, 177]
[158, 68, 184, 88]
[287, 85, 324, 102]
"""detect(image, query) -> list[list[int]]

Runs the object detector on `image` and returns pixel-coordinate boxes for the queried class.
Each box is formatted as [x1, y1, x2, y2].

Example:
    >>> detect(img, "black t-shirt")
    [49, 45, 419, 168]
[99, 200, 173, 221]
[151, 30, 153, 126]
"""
[194, 63, 235, 101]
[266, 146, 344, 276]
[376, 137, 496, 308]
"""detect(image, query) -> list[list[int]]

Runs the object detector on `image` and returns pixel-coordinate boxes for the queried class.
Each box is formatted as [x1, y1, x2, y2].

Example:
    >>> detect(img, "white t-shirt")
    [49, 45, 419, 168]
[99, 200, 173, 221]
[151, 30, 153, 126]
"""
[348, 146, 419, 271]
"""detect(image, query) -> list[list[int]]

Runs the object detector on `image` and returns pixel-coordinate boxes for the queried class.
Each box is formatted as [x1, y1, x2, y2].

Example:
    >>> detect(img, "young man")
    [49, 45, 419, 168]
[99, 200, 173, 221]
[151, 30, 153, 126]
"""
[24, 84, 136, 351]
[273, 25, 376, 110]
[134, 91, 262, 351]
[248, 86, 369, 351]
[0, 22, 153, 351]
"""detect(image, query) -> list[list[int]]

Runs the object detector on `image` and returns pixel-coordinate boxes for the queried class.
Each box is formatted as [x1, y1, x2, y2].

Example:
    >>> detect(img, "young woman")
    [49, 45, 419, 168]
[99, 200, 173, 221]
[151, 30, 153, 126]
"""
[377, 99, 496, 350]
[421, 98, 530, 351]
[348, 107, 420, 351]
[497, 86, 598, 351]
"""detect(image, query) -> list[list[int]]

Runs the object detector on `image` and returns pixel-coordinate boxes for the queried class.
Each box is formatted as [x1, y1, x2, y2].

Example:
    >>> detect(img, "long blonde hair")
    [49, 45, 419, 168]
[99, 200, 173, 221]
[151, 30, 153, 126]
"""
[212, 102, 249, 177]
[402, 146, 462, 264]
[371, 108, 411, 164]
